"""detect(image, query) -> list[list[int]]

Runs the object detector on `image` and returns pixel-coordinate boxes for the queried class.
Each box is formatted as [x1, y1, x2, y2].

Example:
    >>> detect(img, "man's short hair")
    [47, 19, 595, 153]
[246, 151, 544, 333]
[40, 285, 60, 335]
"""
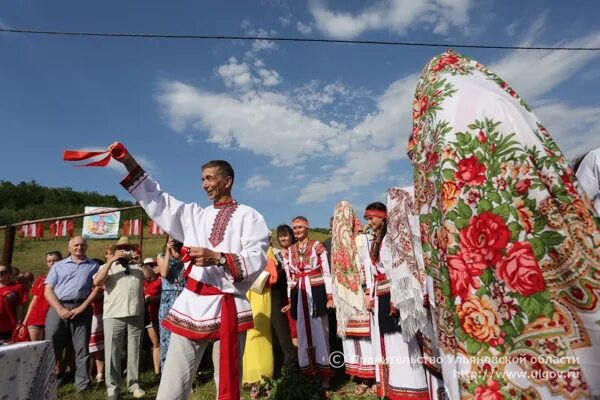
[292, 216, 309, 224]
[202, 160, 235, 184]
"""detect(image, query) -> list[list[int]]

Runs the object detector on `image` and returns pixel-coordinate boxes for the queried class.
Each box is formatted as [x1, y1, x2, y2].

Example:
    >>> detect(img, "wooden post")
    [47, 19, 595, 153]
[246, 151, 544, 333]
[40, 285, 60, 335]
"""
[139, 207, 144, 258]
[2, 226, 16, 267]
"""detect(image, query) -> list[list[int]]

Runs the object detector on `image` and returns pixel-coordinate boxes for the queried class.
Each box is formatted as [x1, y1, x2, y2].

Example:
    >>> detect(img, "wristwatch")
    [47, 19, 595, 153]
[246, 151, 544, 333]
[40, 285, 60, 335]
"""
[218, 253, 227, 266]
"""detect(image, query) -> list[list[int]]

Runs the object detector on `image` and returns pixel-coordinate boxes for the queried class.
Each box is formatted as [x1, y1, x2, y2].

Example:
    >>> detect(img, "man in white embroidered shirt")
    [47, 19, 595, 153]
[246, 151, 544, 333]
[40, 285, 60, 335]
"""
[115, 146, 269, 400]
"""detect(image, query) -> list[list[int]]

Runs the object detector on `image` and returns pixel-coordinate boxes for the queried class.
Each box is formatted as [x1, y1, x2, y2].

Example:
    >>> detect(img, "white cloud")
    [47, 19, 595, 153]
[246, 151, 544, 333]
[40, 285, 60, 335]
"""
[156, 81, 344, 165]
[240, 19, 252, 30]
[534, 102, 600, 159]
[308, 0, 473, 39]
[297, 21, 312, 35]
[244, 174, 272, 191]
[157, 23, 600, 206]
[258, 68, 281, 86]
[487, 29, 600, 159]
[217, 57, 253, 89]
[278, 14, 292, 26]
[490, 30, 600, 101]
[504, 19, 521, 37]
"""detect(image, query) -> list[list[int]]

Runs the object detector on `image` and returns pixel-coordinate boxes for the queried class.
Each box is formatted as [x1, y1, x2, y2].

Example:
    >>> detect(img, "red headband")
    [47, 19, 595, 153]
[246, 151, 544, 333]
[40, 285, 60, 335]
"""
[364, 210, 387, 219]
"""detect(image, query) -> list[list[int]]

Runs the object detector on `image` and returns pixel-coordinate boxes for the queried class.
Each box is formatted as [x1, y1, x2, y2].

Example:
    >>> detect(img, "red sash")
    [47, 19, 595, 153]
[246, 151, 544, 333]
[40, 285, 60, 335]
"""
[185, 277, 240, 400]
[375, 273, 387, 282]
[63, 142, 127, 167]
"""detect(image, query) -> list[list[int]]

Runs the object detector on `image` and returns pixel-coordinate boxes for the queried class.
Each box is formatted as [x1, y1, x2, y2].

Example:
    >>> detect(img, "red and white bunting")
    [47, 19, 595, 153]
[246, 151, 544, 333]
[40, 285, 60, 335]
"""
[50, 219, 74, 237]
[18, 222, 44, 239]
[148, 220, 165, 236]
[122, 218, 141, 236]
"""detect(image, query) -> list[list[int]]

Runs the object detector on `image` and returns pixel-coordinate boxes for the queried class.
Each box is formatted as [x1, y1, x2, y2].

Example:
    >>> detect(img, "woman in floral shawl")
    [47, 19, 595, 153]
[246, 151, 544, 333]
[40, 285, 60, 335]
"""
[360, 201, 430, 400]
[331, 200, 375, 394]
[408, 50, 600, 399]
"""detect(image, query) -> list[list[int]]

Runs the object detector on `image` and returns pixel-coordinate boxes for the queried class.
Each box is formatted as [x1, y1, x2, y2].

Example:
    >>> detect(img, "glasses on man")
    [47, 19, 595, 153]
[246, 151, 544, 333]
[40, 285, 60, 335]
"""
[0, 270, 8, 275]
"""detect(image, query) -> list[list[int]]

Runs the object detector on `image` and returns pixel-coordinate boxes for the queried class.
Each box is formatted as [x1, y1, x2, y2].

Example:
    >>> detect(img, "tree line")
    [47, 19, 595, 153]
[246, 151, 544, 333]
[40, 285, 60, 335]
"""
[0, 180, 136, 226]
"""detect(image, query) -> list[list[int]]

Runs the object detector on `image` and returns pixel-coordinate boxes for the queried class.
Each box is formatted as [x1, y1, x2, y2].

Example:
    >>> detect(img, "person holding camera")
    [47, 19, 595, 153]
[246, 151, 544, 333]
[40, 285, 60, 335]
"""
[93, 237, 146, 400]
[156, 235, 185, 371]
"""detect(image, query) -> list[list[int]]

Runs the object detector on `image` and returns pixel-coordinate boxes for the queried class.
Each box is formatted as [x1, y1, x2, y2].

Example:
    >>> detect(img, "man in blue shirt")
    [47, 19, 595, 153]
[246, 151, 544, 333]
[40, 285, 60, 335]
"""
[45, 236, 99, 392]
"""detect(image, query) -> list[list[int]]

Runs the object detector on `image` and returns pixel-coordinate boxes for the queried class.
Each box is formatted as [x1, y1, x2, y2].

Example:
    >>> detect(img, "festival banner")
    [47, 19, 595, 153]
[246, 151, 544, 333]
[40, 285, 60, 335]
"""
[82, 207, 120, 239]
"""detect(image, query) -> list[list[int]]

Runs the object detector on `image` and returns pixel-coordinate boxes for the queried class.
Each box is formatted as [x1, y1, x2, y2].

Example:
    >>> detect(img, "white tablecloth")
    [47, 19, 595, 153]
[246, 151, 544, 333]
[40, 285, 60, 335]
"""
[0, 340, 57, 400]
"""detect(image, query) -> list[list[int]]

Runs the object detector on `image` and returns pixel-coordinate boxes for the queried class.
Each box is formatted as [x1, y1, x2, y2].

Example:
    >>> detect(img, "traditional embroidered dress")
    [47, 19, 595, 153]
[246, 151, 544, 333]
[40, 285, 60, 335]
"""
[331, 201, 375, 380]
[359, 226, 430, 400]
[120, 167, 269, 400]
[408, 50, 600, 399]
[285, 239, 333, 378]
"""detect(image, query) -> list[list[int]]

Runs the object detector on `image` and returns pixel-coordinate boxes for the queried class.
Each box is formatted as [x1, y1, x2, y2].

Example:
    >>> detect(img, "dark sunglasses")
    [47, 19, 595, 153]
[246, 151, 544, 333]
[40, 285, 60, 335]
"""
[0, 270, 9, 275]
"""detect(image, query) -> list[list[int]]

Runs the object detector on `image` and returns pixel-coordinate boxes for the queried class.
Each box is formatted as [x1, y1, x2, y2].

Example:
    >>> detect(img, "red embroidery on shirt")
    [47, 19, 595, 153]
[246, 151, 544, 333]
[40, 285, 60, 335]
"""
[209, 202, 239, 247]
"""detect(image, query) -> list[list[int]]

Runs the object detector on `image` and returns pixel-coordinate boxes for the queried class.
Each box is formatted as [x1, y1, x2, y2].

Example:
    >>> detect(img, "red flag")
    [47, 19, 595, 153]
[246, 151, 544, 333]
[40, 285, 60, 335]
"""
[123, 220, 130, 236]
[36, 223, 44, 239]
[67, 219, 74, 236]
[122, 219, 140, 236]
[149, 220, 164, 236]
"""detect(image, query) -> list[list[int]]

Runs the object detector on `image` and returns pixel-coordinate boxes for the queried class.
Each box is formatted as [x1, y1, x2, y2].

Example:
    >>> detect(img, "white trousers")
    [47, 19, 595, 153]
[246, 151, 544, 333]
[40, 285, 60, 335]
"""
[156, 332, 246, 400]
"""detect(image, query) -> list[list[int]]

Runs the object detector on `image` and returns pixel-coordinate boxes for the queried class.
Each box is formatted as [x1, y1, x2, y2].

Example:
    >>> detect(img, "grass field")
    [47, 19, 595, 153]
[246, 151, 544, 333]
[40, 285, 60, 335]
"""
[55, 369, 378, 399]
[0, 230, 380, 399]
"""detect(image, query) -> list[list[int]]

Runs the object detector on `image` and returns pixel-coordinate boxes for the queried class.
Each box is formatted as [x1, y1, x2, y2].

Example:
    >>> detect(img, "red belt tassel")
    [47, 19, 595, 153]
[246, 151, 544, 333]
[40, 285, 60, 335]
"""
[185, 278, 240, 400]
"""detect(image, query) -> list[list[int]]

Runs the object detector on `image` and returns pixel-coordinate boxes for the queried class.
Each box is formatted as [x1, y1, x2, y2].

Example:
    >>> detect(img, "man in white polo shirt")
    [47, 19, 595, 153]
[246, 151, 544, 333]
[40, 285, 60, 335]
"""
[93, 237, 146, 400]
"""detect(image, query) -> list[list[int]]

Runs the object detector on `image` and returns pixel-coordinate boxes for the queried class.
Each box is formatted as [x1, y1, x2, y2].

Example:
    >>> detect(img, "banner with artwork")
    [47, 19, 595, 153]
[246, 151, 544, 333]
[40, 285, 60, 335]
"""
[82, 207, 120, 239]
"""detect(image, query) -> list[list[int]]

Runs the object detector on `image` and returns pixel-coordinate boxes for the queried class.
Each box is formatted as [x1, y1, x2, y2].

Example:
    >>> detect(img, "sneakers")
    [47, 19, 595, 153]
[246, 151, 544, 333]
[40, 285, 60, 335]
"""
[128, 385, 146, 399]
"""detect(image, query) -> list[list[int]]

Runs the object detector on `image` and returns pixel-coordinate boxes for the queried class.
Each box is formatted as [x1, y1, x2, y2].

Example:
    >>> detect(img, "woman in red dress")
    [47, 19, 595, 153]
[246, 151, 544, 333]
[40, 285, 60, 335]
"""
[23, 251, 62, 340]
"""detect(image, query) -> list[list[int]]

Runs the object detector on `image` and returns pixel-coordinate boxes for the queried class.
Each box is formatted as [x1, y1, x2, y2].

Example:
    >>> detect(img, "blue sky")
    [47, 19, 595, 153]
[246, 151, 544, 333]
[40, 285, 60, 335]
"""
[2, 1, 600, 228]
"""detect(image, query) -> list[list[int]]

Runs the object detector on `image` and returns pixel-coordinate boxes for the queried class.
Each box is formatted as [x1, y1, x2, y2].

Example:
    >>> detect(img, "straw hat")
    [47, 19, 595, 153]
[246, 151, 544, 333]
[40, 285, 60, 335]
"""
[115, 236, 139, 250]
[142, 257, 157, 266]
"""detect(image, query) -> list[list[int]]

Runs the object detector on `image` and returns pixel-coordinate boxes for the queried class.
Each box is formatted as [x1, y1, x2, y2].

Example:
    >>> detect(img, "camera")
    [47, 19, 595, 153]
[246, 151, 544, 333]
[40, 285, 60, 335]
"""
[121, 250, 133, 259]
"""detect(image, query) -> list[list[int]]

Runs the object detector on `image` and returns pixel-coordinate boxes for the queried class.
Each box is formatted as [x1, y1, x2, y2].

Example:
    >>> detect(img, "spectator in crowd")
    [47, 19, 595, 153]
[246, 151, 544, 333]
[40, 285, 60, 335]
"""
[156, 236, 185, 371]
[270, 225, 298, 369]
[142, 257, 162, 377]
[276, 225, 299, 347]
[93, 237, 146, 400]
[0, 265, 28, 341]
[89, 253, 108, 385]
[24, 251, 62, 341]
[242, 243, 278, 392]
[44, 236, 99, 392]
[17, 272, 34, 292]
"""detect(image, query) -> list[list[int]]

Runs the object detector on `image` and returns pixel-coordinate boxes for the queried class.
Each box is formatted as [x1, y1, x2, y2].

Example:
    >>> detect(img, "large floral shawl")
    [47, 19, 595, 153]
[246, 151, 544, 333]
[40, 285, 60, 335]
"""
[408, 50, 600, 399]
[383, 187, 430, 342]
[331, 200, 369, 336]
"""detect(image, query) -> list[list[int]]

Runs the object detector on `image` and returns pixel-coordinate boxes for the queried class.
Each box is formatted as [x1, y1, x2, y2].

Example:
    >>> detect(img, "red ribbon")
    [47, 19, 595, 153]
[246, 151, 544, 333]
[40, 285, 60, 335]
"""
[63, 142, 127, 167]
[185, 277, 240, 400]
